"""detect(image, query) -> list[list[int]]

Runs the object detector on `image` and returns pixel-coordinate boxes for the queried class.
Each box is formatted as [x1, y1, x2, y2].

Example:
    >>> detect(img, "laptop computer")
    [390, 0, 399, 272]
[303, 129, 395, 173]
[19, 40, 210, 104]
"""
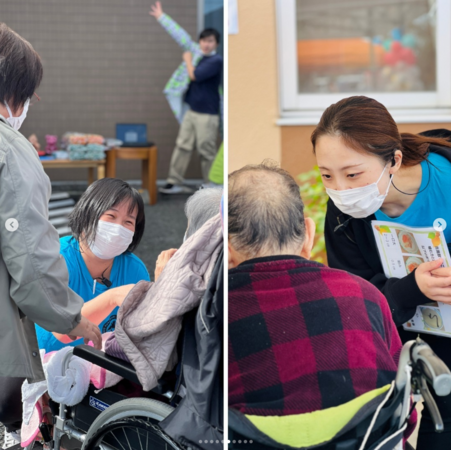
[116, 123, 153, 147]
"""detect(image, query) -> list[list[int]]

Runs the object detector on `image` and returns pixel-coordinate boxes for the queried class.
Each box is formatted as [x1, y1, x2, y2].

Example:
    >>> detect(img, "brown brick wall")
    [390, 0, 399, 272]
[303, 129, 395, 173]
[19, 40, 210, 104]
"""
[1, 0, 203, 181]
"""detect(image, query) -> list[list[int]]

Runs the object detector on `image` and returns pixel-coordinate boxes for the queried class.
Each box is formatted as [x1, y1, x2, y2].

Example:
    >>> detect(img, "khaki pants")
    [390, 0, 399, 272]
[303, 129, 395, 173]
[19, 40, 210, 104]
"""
[167, 109, 219, 185]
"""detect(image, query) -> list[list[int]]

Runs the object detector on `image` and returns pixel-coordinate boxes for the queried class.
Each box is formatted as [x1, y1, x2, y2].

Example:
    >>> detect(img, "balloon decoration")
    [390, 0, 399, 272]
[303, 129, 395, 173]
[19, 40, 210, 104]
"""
[379, 29, 417, 66]
[375, 28, 423, 91]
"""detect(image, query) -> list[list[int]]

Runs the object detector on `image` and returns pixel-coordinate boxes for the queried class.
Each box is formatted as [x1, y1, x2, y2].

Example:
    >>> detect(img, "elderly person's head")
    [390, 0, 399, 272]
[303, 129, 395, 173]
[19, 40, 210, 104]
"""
[184, 186, 223, 239]
[228, 161, 315, 268]
[0, 23, 43, 128]
[154, 187, 223, 281]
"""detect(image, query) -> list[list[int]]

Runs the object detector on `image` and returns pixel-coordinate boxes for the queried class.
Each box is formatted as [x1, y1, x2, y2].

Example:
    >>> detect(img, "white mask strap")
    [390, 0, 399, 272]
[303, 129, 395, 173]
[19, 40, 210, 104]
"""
[5, 102, 14, 118]
[376, 165, 388, 184]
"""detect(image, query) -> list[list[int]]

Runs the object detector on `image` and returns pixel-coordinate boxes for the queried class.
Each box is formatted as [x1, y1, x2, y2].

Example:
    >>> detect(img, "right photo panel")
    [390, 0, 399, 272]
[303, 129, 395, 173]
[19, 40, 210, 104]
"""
[228, 1, 451, 449]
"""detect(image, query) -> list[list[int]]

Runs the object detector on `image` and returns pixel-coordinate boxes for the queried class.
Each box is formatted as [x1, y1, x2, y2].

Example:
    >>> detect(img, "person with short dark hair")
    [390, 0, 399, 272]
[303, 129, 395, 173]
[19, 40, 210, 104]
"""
[0, 23, 102, 364]
[228, 162, 403, 423]
[150, 2, 222, 194]
[35, 178, 150, 353]
[0, 22, 101, 444]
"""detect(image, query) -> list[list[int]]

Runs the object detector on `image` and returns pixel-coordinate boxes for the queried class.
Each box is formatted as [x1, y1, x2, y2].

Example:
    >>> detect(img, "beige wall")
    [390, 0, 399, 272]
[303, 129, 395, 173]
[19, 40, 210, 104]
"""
[229, 1, 451, 180]
[228, 0, 281, 172]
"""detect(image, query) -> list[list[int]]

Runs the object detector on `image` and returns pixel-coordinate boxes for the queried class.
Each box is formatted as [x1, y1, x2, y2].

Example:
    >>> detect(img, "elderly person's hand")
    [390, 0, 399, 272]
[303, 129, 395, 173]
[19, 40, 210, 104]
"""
[155, 249, 177, 281]
[67, 316, 102, 349]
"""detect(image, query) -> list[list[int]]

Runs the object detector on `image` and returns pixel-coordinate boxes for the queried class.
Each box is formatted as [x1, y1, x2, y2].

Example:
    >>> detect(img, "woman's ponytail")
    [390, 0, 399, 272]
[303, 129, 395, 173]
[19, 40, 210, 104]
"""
[400, 132, 451, 166]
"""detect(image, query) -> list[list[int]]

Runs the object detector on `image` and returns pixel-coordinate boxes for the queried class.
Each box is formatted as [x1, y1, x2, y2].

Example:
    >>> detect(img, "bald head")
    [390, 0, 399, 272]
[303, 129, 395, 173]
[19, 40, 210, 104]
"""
[229, 161, 306, 259]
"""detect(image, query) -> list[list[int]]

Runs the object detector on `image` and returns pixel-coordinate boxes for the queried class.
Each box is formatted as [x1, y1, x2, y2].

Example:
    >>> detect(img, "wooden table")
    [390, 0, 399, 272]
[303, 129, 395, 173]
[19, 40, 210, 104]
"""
[41, 159, 106, 185]
[106, 146, 158, 205]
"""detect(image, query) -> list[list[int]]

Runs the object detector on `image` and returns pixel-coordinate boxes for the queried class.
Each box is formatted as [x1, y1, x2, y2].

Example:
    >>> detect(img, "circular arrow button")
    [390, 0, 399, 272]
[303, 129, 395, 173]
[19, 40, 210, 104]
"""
[5, 218, 19, 232]
[433, 218, 447, 232]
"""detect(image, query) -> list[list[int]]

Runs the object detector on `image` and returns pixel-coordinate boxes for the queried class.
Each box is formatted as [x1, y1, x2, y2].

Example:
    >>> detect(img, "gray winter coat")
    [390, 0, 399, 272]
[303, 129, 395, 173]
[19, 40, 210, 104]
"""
[0, 115, 83, 383]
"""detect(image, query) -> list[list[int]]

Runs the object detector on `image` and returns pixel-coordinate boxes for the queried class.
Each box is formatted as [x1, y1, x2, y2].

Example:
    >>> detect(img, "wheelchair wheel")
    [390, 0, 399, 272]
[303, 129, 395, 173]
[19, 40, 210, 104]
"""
[81, 398, 178, 450]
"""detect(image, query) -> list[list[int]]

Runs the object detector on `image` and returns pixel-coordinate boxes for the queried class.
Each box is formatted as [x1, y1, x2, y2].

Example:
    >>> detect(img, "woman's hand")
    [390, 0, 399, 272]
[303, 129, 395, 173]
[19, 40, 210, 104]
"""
[155, 248, 177, 281]
[149, 1, 163, 19]
[415, 259, 451, 303]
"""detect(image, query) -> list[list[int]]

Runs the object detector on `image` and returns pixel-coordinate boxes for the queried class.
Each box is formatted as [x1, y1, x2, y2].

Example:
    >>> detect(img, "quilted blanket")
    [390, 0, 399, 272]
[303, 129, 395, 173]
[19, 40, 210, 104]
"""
[110, 214, 223, 391]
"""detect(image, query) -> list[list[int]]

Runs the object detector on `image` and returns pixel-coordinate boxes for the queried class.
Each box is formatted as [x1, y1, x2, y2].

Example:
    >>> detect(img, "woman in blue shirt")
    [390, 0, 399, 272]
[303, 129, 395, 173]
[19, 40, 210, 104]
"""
[36, 178, 150, 352]
[312, 96, 451, 449]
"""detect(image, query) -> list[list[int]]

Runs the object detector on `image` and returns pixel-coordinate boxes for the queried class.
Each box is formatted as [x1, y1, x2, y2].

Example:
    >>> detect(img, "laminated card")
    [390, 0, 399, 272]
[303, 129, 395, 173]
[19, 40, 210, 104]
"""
[371, 220, 451, 337]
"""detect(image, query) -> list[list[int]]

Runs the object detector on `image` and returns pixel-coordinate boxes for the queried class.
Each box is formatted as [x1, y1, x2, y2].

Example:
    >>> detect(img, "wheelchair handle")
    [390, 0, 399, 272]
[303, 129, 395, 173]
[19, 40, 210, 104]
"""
[419, 375, 444, 433]
[412, 340, 451, 397]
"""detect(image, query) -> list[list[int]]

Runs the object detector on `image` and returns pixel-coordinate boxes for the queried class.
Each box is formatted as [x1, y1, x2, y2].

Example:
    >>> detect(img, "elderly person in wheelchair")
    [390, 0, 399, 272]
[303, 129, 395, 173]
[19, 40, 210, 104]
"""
[14, 187, 223, 450]
[227, 162, 451, 450]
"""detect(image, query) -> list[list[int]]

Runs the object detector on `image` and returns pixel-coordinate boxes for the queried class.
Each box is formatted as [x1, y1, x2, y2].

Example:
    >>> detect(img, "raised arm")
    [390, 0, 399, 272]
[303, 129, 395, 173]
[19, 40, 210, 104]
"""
[150, 2, 198, 52]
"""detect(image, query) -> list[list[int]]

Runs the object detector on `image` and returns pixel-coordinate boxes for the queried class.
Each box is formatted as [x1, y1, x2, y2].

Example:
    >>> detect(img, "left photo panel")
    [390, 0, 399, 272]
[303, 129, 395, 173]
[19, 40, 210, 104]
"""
[0, 1, 224, 449]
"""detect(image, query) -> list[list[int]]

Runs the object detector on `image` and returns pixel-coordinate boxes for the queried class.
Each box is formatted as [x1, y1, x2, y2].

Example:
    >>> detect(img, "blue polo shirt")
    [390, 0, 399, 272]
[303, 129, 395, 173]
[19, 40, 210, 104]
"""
[35, 236, 150, 353]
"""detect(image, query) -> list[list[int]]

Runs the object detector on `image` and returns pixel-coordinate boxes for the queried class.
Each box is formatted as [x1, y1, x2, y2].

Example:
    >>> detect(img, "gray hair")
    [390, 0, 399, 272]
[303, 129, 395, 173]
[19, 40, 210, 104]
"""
[228, 161, 306, 258]
[185, 187, 223, 238]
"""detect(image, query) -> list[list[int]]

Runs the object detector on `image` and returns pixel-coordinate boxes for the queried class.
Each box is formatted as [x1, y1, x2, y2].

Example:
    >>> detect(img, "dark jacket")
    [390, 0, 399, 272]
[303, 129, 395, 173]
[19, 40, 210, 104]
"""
[324, 137, 451, 367]
[229, 255, 401, 416]
[160, 250, 224, 450]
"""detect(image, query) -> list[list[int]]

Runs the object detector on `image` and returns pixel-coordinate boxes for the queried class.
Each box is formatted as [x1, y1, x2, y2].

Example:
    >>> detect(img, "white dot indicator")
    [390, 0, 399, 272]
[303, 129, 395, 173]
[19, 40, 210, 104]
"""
[5, 218, 18, 232]
[433, 218, 447, 232]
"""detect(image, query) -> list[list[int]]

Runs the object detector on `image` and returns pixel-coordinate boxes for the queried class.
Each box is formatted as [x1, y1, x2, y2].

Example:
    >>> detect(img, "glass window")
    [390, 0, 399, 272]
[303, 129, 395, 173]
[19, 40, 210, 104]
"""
[296, 0, 436, 94]
[276, 0, 451, 121]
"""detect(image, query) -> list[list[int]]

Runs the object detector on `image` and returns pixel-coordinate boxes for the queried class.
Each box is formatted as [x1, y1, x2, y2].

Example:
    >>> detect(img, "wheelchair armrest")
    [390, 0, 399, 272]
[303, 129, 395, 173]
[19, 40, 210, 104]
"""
[73, 345, 141, 385]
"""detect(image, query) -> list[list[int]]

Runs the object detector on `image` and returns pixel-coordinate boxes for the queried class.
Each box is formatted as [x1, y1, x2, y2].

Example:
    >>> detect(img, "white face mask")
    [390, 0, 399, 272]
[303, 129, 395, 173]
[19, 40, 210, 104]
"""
[326, 165, 393, 219]
[5, 99, 30, 131]
[89, 220, 134, 260]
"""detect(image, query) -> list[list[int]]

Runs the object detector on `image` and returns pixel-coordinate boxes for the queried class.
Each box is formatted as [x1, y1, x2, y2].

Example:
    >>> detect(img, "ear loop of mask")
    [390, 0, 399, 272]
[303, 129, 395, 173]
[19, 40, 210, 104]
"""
[390, 154, 431, 196]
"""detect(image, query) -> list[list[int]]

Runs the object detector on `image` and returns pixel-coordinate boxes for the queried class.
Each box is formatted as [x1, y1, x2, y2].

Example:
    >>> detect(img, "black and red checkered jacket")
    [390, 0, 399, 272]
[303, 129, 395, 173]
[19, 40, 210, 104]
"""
[229, 255, 402, 416]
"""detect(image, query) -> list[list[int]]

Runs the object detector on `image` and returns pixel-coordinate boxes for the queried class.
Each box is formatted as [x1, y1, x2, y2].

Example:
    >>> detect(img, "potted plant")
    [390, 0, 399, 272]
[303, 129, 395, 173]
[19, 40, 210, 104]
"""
[298, 166, 329, 264]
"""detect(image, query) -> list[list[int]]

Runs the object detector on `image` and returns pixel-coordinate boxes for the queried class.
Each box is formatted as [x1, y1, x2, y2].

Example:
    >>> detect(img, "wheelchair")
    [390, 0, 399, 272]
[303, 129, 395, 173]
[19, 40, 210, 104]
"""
[27, 343, 184, 450]
[26, 253, 223, 450]
[229, 338, 451, 450]
[21, 249, 224, 450]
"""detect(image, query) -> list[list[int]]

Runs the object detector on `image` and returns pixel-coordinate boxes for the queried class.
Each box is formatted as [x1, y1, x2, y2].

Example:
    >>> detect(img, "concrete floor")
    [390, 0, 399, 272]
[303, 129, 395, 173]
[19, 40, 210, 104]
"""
[133, 191, 190, 277]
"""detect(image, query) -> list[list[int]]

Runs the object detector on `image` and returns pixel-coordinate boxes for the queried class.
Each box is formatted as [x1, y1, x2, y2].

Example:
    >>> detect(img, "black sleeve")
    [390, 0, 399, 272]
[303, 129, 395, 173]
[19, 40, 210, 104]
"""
[324, 200, 430, 326]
